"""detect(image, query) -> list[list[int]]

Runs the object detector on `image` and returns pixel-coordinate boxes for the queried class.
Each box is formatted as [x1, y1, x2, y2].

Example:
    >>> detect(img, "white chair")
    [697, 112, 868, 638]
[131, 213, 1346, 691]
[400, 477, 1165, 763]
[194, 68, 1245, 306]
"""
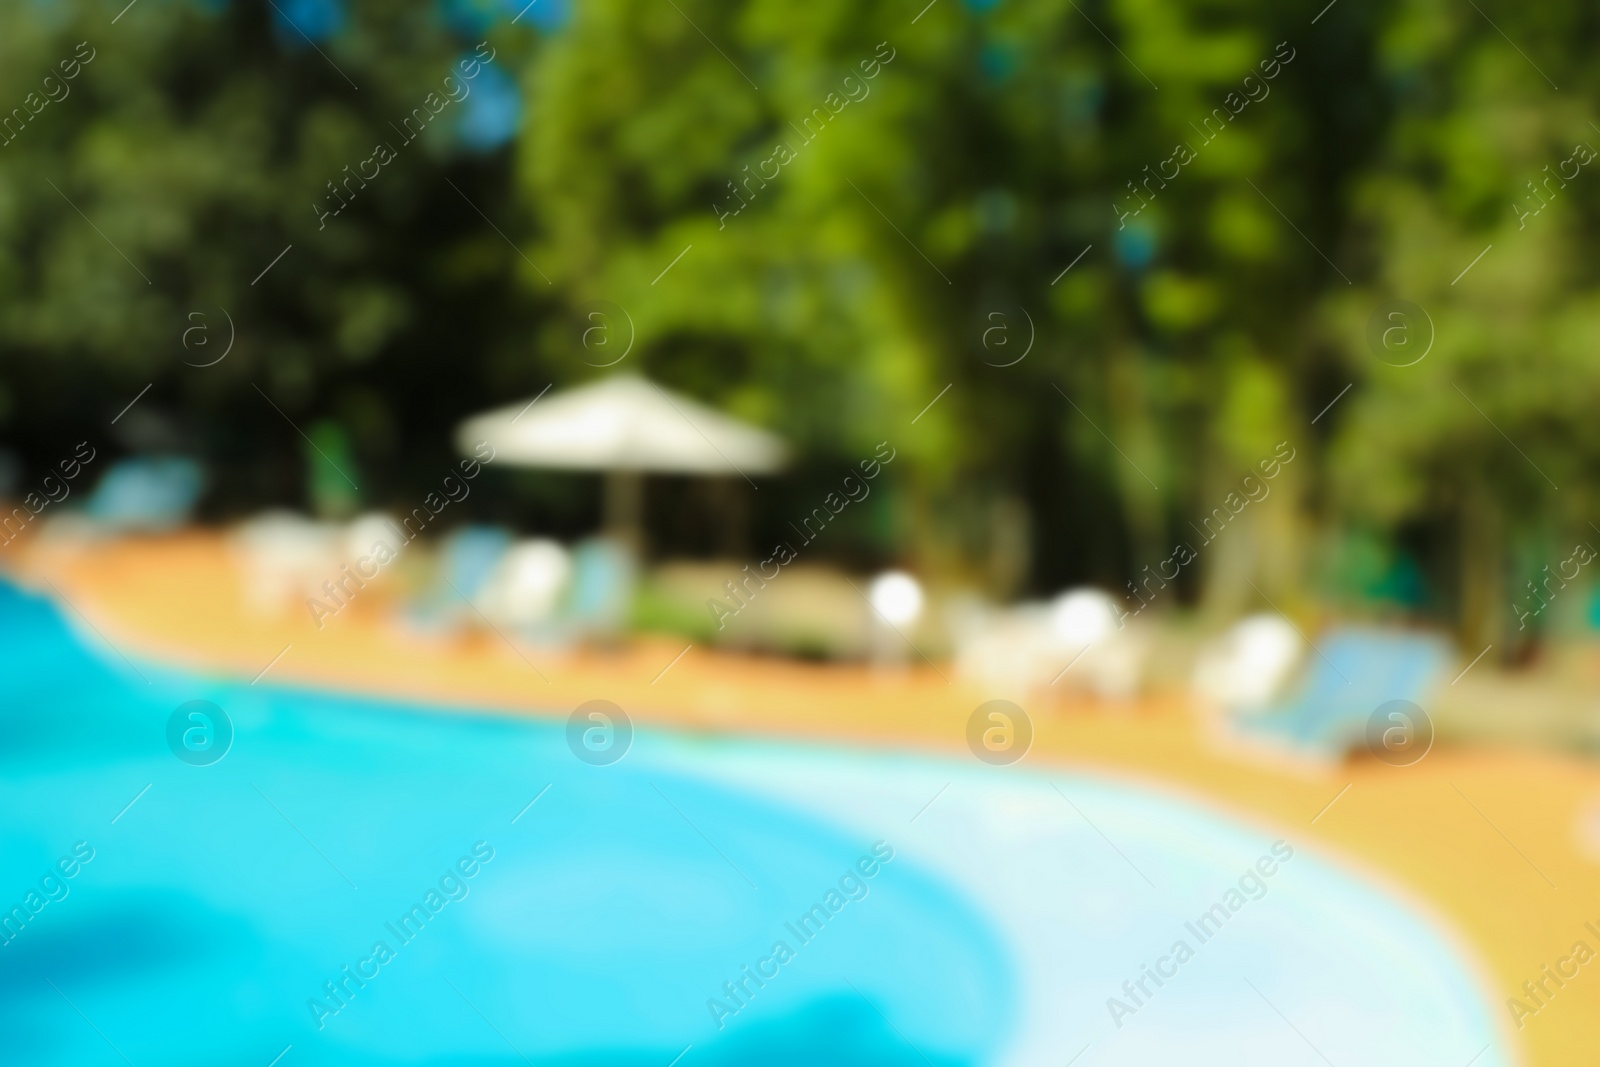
[1193, 613, 1303, 713]
[480, 539, 572, 629]
[229, 511, 342, 617]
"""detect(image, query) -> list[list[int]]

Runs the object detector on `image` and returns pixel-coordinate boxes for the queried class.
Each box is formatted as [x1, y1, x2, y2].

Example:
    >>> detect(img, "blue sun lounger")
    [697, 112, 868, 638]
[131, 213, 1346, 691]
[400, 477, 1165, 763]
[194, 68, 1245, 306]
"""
[560, 536, 636, 638]
[403, 524, 511, 634]
[86, 456, 204, 532]
[1232, 627, 1452, 761]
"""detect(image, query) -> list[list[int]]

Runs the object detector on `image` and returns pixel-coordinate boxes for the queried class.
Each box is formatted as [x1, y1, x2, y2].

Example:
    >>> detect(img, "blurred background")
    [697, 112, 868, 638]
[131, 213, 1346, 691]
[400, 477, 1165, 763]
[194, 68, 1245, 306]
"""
[5, 0, 1600, 700]
[4, 0, 1600, 1063]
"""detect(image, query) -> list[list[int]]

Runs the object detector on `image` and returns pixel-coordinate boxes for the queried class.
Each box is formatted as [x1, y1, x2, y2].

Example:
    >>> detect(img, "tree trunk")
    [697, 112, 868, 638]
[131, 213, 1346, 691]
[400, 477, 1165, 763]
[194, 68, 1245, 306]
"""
[1457, 486, 1504, 654]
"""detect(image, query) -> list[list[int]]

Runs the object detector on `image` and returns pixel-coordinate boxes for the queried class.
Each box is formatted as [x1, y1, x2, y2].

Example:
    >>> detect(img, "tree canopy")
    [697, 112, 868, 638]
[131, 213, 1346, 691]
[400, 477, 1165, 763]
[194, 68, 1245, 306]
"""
[2, 0, 1596, 645]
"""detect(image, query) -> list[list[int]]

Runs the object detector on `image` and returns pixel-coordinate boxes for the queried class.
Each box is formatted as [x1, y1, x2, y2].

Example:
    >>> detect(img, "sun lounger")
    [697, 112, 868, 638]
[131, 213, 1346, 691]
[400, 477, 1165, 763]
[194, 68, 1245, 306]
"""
[403, 524, 511, 635]
[561, 536, 636, 639]
[1230, 626, 1451, 763]
[86, 457, 203, 532]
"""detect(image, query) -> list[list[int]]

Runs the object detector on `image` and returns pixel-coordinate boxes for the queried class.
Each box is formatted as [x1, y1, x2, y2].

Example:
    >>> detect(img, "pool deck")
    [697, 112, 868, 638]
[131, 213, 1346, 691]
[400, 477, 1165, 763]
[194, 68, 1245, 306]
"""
[17, 531, 1600, 1065]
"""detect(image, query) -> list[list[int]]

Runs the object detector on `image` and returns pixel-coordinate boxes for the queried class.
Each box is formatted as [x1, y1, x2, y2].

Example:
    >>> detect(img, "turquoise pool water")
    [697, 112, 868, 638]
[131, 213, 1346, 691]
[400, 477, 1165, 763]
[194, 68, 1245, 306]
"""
[686, 747, 1512, 1065]
[0, 581, 1012, 1065]
[0, 578, 1510, 1065]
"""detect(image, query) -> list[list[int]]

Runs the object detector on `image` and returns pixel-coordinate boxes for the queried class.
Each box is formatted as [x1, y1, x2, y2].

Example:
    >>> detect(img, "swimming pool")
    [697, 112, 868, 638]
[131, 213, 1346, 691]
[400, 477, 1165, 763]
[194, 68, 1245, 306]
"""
[0, 579, 1509, 1065]
[0, 580, 1012, 1066]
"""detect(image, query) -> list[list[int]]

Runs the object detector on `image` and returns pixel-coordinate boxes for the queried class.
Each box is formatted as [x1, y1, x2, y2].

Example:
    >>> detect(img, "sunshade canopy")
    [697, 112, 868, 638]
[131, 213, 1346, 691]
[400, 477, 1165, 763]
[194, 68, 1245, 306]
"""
[455, 375, 787, 475]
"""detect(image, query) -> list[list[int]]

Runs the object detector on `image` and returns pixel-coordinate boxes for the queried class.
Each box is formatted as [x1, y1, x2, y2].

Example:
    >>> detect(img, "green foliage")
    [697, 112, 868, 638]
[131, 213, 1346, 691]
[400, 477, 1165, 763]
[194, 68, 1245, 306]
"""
[0, 0, 545, 508]
[2, 0, 1597, 635]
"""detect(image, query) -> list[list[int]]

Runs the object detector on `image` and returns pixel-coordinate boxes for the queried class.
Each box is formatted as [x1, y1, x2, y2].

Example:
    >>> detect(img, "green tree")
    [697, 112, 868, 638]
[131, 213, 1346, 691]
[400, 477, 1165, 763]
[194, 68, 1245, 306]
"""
[1324, 0, 1600, 646]
[0, 0, 546, 512]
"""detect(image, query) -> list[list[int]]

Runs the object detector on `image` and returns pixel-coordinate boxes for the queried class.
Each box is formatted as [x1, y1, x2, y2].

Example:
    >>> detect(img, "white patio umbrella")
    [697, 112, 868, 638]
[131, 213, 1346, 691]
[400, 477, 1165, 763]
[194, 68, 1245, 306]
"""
[454, 375, 787, 547]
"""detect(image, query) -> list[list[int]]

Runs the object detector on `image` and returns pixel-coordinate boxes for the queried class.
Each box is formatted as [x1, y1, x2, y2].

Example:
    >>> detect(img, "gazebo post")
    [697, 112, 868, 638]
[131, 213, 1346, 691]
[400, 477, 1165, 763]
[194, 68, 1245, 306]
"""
[604, 469, 644, 555]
